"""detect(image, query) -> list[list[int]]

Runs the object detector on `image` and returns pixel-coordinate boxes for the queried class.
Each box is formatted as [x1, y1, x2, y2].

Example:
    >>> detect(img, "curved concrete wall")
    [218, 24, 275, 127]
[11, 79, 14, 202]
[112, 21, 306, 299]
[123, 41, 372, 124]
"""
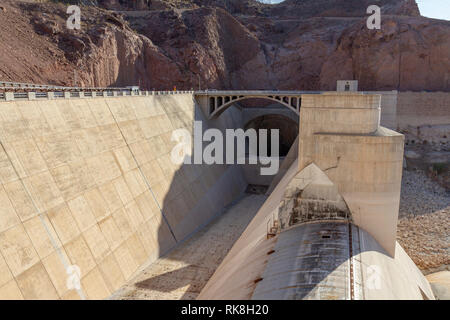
[0, 94, 246, 299]
[199, 159, 434, 300]
[251, 221, 434, 300]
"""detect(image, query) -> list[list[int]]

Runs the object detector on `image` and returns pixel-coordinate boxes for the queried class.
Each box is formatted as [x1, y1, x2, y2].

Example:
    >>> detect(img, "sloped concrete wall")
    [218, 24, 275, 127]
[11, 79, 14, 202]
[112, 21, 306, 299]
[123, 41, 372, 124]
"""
[199, 159, 434, 300]
[266, 136, 298, 195]
[198, 160, 301, 300]
[0, 94, 246, 300]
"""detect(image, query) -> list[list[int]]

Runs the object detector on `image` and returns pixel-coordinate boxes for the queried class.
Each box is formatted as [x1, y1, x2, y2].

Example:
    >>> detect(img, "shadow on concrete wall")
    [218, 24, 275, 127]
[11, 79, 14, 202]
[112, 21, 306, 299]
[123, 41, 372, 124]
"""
[130, 100, 301, 299]
[134, 99, 247, 299]
[128, 98, 304, 299]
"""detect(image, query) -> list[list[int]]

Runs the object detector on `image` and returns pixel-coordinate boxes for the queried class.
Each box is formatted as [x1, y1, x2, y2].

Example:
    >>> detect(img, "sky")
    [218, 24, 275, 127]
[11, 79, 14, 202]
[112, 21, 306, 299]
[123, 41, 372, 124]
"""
[257, 0, 450, 21]
[416, 0, 450, 20]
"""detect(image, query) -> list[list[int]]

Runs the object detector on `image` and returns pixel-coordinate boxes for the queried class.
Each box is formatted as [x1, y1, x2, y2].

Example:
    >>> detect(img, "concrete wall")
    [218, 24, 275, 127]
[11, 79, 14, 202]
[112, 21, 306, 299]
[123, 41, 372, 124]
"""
[364, 91, 398, 130]
[298, 94, 404, 256]
[266, 136, 298, 195]
[199, 94, 432, 300]
[198, 159, 301, 300]
[340, 91, 450, 132]
[200, 158, 434, 300]
[250, 221, 434, 300]
[397, 92, 450, 130]
[241, 157, 284, 187]
[0, 94, 246, 300]
[242, 107, 299, 126]
[333, 90, 450, 133]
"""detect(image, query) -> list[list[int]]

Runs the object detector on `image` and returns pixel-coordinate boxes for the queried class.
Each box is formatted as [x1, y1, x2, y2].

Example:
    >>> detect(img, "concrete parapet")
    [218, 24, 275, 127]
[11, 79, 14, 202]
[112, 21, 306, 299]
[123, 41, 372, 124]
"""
[0, 90, 196, 101]
[27, 92, 36, 100]
[4, 92, 14, 101]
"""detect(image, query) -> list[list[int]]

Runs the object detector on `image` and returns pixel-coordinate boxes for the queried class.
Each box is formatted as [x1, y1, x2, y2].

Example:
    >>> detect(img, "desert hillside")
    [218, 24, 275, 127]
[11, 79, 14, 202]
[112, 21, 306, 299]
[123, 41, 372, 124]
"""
[0, 0, 449, 90]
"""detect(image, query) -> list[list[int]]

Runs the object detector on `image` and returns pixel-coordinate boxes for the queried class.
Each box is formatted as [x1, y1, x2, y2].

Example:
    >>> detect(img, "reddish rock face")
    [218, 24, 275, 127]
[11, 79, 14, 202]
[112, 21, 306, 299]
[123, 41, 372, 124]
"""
[0, 0, 448, 91]
[319, 17, 450, 91]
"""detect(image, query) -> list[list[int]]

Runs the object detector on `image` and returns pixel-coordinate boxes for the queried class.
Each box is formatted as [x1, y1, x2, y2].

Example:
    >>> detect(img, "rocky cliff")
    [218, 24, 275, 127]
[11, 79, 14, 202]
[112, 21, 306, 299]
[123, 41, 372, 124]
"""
[0, 0, 448, 91]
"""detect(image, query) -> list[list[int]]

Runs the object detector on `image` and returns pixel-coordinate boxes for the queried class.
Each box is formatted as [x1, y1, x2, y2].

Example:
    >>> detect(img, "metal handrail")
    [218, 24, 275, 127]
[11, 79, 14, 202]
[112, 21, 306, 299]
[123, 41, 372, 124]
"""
[0, 81, 127, 92]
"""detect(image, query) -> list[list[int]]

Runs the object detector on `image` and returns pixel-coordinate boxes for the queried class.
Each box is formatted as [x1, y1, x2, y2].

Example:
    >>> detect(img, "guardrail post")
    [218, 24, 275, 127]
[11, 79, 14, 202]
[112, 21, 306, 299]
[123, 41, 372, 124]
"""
[27, 92, 36, 100]
[79, 92, 84, 98]
[113, 91, 117, 97]
[103, 91, 107, 97]
[64, 92, 70, 99]
[48, 92, 55, 100]
[5, 92, 14, 101]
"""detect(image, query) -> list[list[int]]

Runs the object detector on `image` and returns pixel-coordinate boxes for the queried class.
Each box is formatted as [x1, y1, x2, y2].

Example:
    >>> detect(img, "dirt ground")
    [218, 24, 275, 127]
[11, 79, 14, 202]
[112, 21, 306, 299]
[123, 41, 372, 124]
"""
[112, 194, 267, 300]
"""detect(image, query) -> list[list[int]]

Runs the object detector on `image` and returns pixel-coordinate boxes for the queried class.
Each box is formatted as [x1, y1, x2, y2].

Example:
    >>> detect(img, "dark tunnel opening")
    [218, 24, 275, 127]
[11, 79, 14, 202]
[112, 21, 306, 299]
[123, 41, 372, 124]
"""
[245, 114, 298, 157]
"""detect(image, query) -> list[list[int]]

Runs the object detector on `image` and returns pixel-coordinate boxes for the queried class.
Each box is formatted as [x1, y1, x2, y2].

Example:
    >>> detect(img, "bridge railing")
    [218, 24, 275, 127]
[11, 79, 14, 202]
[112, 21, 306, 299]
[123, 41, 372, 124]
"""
[195, 90, 324, 95]
[0, 81, 195, 101]
[0, 81, 129, 92]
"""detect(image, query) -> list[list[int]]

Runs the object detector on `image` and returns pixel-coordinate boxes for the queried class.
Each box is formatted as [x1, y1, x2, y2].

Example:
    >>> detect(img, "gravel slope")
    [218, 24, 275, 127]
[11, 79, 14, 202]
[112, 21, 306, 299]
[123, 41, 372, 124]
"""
[398, 170, 449, 273]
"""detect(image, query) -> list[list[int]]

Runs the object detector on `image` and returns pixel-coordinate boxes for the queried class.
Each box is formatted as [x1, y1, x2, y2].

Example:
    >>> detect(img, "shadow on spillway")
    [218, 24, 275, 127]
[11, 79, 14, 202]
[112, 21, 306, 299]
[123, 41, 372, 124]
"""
[113, 98, 256, 299]
[116, 98, 298, 299]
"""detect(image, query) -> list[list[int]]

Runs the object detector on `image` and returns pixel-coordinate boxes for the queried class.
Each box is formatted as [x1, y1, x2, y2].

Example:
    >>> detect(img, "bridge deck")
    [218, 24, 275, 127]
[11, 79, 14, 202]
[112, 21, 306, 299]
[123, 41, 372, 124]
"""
[195, 90, 323, 96]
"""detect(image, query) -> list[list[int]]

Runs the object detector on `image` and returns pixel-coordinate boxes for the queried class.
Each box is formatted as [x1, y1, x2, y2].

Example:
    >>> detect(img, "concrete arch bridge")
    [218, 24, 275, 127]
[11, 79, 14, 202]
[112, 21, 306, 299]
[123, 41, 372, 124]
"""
[195, 90, 321, 119]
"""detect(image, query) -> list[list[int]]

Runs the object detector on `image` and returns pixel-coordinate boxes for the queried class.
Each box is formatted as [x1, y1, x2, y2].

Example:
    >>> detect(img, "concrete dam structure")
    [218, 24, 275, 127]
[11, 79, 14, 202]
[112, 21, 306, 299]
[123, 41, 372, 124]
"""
[0, 88, 435, 299]
[199, 93, 433, 300]
[0, 91, 247, 299]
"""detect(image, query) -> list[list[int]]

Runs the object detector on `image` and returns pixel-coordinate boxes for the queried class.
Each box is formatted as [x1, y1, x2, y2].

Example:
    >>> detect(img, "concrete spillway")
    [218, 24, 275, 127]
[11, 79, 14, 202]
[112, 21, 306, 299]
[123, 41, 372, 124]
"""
[198, 93, 435, 300]
[0, 91, 436, 300]
[113, 194, 267, 300]
[0, 93, 247, 299]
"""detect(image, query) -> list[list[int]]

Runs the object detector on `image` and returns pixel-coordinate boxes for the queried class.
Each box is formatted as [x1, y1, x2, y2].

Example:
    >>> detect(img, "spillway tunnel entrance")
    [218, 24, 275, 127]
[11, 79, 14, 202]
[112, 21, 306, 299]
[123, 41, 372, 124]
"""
[244, 114, 298, 157]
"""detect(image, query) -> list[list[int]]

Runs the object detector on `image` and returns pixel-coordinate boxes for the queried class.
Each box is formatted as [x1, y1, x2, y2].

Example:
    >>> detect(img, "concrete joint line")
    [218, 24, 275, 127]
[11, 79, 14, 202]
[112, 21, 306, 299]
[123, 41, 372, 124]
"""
[103, 100, 178, 243]
[0, 139, 87, 300]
